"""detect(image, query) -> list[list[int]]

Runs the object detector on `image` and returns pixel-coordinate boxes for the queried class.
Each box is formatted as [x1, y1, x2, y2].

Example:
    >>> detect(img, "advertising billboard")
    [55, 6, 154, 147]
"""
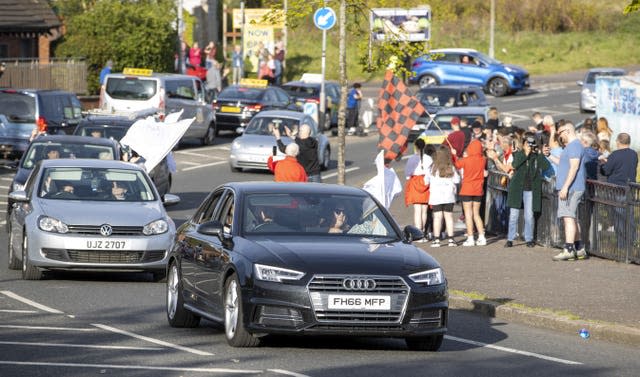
[370, 7, 431, 42]
[596, 75, 640, 151]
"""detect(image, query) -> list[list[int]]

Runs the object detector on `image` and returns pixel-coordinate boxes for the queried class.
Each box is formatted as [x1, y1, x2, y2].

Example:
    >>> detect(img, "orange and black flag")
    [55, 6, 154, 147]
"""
[376, 70, 425, 160]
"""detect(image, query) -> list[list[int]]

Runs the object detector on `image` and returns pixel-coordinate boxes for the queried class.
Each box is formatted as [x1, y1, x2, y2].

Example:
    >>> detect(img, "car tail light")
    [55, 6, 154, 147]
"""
[212, 101, 220, 110]
[245, 104, 262, 112]
[36, 116, 48, 132]
[305, 98, 320, 104]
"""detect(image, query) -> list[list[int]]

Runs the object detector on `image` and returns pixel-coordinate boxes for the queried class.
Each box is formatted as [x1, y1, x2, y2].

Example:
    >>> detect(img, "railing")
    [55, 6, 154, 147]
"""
[0, 59, 87, 94]
[484, 169, 639, 263]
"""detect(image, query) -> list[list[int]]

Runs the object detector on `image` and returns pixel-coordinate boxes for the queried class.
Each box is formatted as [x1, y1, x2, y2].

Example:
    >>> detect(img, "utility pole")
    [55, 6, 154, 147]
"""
[337, 0, 346, 185]
[177, 0, 184, 73]
[489, 0, 495, 58]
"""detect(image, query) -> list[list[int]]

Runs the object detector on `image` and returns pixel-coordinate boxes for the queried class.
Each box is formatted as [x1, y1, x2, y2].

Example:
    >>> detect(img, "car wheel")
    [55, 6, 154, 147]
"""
[487, 78, 509, 97]
[224, 273, 260, 347]
[323, 110, 332, 131]
[166, 262, 201, 327]
[321, 147, 330, 171]
[230, 165, 242, 173]
[405, 335, 443, 351]
[419, 74, 438, 89]
[7, 223, 20, 270]
[21, 234, 42, 280]
[202, 123, 216, 145]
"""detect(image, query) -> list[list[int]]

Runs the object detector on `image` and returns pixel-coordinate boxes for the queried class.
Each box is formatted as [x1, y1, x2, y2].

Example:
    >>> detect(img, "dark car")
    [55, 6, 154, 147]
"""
[281, 80, 341, 131]
[0, 89, 83, 159]
[409, 105, 490, 143]
[165, 182, 448, 351]
[415, 85, 489, 115]
[213, 82, 299, 133]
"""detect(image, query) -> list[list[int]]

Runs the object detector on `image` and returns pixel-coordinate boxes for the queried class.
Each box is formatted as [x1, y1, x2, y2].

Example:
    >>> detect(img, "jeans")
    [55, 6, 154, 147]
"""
[307, 174, 322, 183]
[508, 190, 533, 242]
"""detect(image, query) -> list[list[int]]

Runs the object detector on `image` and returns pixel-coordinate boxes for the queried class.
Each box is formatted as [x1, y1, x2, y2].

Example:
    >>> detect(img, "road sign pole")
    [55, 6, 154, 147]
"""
[320, 28, 327, 130]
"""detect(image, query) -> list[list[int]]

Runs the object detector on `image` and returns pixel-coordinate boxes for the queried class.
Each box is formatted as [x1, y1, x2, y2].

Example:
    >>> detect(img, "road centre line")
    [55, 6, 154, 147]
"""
[321, 166, 360, 180]
[0, 177, 13, 181]
[181, 160, 228, 171]
[175, 150, 223, 158]
[0, 361, 262, 374]
[180, 161, 201, 166]
[566, 89, 581, 94]
[268, 369, 312, 377]
[191, 145, 231, 152]
[0, 341, 163, 351]
[502, 93, 548, 102]
[444, 335, 582, 365]
[0, 309, 37, 313]
[499, 112, 529, 120]
[0, 290, 64, 314]
[0, 325, 95, 332]
[92, 323, 214, 356]
[0, 185, 9, 189]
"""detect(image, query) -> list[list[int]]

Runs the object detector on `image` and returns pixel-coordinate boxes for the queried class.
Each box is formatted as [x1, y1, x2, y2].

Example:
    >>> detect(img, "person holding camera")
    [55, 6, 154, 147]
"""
[503, 132, 551, 248]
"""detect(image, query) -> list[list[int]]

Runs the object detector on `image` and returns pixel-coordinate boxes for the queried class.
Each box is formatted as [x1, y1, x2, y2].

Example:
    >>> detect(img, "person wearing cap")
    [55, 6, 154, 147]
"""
[471, 120, 486, 143]
[443, 116, 465, 158]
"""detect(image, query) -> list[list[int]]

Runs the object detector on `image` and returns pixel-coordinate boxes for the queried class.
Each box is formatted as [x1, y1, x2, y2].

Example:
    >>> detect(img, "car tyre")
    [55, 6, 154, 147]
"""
[7, 223, 20, 270]
[224, 273, 260, 347]
[21, 234, 42, 280]
[152, 270, 167, 282]
[321, 147, 330, 171]
[202, 123, 216, 145]
[166, 262, 201, 327]
[487, 78, 509, 97]
[405, 335, 443, 351]
[419, 74, 438, 89]
[230, 165, 242, 173]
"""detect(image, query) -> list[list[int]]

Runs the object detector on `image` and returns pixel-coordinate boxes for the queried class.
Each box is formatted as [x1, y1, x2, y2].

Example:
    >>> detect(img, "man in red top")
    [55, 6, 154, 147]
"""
[443, 116, 465, 158]
[269, 143, 308, 182]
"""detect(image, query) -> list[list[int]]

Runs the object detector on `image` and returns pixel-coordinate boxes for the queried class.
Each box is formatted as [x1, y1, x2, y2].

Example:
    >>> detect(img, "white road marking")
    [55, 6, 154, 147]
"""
[444, 335, 582, 365]
[566, 89, 581, 94]
[0, 341, 163, 351]
[500, 112, 530, 120]
[92, 323, 214, 356]
[0, 185, 9, 189]
[0, 177, 13, 181]
[0, 309, 37, 314]
[502, 93, 548, 102]
[180, 161, 202, 166]
[321, 166, 360, 179]
[0, 325, 95, 332]
[175, 150, 225, 158]
[186, 145, 231, 152]
[0, 361, 262, 374]
[181, 160, 228, 172]
[269, 369, 313, 377]
[0, 290, 64, 314]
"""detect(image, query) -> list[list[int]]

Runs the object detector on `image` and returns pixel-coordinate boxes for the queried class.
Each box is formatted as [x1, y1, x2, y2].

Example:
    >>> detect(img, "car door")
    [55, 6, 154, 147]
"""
[178, 189, 225, 310]
[434, 53, 462, 85]
[462, 54, 492, 87]
[191, 190, 236, 317]
[9, 164, 41, 263]
[165, 78, 199, 138]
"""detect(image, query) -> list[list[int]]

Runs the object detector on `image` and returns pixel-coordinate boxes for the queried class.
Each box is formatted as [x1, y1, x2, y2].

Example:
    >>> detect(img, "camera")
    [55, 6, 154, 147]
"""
[526, 136, 538, 153]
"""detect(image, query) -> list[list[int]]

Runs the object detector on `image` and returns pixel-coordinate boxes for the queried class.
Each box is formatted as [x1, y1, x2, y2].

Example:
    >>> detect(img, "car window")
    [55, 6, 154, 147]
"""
[416, 90, 458, 107]
[263, 89, 277, 103]
[193, 189, 225, 224]
[70, 96, 83, 119]
[106, 77, 157, 100]
[217, 193, 235, 234]
[585, 71, 625, 84]
[434, 53, 459, 63]
[0, 92, 35, 122]
[274, 88, 290, 104]
[77, 125, 128, 140]
[244, 116, 301, 136]
[218, 87, 264, 101]
[166, 79, 196, 100]
[242, 193, 397, 237]
[21, 141, 116, 169]
[38, 167, 155, 201]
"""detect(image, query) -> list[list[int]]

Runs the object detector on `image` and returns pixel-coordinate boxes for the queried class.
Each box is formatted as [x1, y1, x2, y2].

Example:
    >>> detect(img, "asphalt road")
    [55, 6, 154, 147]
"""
[1, 84, 639, 376]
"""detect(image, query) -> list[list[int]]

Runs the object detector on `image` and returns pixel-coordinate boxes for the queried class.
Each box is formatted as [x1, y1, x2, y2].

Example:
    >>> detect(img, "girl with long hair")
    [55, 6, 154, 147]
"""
[425, 145, 460, 247]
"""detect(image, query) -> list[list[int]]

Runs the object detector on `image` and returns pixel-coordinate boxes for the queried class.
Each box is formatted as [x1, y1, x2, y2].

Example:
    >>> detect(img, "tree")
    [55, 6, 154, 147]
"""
[624, 0, 640, 14]
[54, 0, 177, 94]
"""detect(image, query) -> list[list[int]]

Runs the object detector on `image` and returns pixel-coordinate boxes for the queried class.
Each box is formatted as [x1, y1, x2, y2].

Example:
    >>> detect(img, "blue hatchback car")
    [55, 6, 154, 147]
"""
[409, 48, 529, 97]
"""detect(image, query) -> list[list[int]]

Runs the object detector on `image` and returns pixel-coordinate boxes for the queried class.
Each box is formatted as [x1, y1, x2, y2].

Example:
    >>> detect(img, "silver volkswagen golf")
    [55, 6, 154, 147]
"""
[7, 159, 175, 280]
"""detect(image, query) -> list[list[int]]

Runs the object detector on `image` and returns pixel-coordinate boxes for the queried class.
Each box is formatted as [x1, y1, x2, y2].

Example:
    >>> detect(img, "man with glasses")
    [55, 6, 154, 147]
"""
[552, 122, 588, 261]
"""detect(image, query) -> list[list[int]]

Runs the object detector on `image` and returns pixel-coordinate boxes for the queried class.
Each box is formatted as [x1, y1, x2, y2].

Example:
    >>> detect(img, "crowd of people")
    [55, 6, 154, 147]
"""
[404, 108, 638, 260]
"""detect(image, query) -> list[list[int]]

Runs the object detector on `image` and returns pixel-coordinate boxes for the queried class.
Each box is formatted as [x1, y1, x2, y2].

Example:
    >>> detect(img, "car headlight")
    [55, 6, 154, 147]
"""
[143, 219, 169, 235]
[582, 88, 591, 95]
[38, 216, 69, 234]
[12, 182, 25, 192]
[409, 268, 445, 286]
[504, 66, 514, 73]
[254, 264, 305, 283]
[231, 140, 242, 150]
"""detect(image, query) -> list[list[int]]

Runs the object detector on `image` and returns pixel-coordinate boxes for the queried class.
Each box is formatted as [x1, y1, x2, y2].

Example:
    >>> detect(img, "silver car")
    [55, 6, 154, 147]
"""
[7, 159, 175, 281]
[577, 68, 625, 112]
[229, 110, 331, 172]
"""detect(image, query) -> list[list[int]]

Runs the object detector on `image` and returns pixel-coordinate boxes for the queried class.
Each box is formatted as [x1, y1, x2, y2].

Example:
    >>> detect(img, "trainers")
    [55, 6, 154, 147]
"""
[430, 240, 440, 248]
[416, 237, 428, 243]
[576, 248, 589, 260]
[552, 248, 576, 261]
[462, 237, 475, 247]
[504, 240, 513, 248]
[448, 238, 457, 247]
[476, 236, 487, 246]
[426, 232, 434, 241]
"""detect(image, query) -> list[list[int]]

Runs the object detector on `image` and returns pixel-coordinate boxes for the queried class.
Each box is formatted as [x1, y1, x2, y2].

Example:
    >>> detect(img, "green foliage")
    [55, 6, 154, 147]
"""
[54, 0, 177, 94]
[624, 0, 640, 13]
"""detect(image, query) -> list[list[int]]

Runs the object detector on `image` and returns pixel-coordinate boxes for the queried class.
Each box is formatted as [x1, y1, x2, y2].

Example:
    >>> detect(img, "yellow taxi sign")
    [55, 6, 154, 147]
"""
[239, 78, 268, 88]
[122, 68, 153, 76]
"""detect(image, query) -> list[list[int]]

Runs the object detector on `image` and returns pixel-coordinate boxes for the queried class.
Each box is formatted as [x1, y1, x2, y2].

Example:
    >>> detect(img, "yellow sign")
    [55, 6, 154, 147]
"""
[122, 68, 153, 76]
[232, 8, 285, 29]
[239, 78, 268, 87]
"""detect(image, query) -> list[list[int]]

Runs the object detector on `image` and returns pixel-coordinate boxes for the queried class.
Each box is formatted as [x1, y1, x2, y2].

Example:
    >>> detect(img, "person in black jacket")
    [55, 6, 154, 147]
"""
[273, 123, 322, 182]
[600, 133, 638, 186]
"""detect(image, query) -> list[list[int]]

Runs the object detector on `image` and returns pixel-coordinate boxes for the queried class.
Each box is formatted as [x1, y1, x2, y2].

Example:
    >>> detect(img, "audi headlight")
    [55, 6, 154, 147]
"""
[13, 182, 25, 192]
[254, 264, 305, 283]
[409, 268, 444, 286]
[143, 219, 168, 235]
[38, 216, 68, 234]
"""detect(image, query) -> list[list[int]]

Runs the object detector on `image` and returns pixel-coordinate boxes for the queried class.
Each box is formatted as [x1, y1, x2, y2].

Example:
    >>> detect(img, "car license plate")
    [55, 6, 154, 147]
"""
[248, 155, 266, 163]
[220, 106, 241, 113]
[327, 294, 391, 311]
[67, 238, 130, 250]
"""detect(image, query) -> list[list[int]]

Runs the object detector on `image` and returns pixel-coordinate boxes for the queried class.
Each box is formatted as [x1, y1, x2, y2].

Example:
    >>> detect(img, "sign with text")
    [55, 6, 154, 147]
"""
[233, 8, 285, 29]
[596, 75, 640, 150]
[243, 26, 274, 74]
[370, 7, 431, 42]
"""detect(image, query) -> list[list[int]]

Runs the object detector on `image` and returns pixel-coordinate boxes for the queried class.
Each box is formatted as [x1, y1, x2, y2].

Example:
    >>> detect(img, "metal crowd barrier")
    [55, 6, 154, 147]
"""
[484, 169, 639, 264]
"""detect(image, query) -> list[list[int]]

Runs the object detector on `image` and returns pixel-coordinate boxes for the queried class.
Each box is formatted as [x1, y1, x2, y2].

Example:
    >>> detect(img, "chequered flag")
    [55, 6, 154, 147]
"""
[376, 70, 425, 160]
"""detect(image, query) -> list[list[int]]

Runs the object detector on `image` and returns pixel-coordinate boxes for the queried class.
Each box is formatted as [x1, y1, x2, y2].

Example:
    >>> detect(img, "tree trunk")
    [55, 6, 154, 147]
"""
[337, 0, 347, 185]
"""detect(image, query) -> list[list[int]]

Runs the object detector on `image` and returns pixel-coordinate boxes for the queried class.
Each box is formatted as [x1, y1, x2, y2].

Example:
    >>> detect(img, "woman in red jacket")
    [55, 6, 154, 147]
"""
[454, 139, 487, 246]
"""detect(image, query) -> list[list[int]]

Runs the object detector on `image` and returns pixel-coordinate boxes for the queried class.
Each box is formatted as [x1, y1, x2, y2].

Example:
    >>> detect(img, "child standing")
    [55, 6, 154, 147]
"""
[426, 145, 460, 247]
[405, 138, 434, 242]
[454, 140, 488, 246]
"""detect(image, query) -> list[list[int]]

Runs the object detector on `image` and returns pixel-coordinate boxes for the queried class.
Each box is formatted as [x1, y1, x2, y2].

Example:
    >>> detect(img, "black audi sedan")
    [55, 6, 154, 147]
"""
[166, 182, 448, 351]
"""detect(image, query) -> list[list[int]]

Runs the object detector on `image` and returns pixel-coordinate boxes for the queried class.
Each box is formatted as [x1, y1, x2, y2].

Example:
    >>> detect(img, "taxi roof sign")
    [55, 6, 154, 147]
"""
[239, 78, 268, 88]
[123, 68, 153, 76]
